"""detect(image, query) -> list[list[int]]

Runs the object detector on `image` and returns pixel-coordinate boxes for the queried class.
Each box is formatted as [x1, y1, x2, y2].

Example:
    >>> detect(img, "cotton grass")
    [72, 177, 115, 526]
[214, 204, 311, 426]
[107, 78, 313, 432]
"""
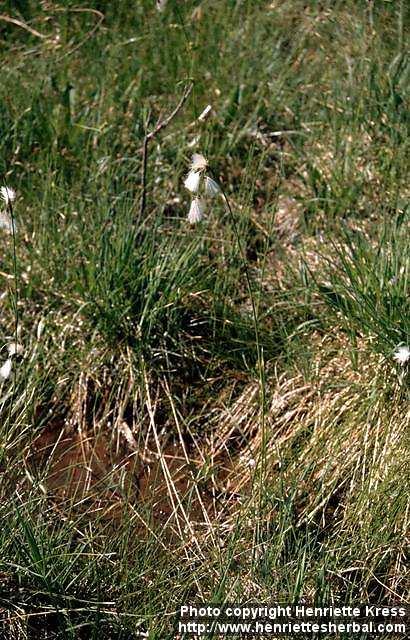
[0, 185, 17, 234]
[184, 153, 221, 224]
[393, 345, 410, 366]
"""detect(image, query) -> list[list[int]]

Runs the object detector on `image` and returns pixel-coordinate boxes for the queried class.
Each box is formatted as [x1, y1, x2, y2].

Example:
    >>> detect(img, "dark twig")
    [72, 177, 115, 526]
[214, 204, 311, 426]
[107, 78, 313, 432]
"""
[144, 82, 193, 147]
[139, 82, 193, 221]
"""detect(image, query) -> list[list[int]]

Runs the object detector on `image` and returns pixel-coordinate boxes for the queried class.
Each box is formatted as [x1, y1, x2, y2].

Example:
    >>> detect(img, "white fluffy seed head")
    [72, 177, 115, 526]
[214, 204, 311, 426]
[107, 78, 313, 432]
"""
[184, 170, 201, 193]
[190, 153, 208, 171]
[0, 211, 17, 234]
[0, 358, 12, 380]
[204, 175, 220, 197]
[393, 345, 410, 366]
[8, 342, 23, 357]
[0, 186, 16, 206]
[187, 198, 205, 224]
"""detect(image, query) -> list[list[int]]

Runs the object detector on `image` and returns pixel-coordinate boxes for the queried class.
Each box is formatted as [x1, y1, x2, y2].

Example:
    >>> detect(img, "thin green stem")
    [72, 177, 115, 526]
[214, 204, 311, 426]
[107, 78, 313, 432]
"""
[4, 196, 19, 434]
[216, 179, 267, 548]
[9, 202, 19, 348]
[140, 133, 149, 221]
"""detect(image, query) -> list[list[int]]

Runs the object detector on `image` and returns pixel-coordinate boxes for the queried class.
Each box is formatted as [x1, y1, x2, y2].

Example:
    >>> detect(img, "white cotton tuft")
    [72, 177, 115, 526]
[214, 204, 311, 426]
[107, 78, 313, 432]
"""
[187, 198, 205, 224]
[0, 186, 16, 206]
[184, 170, 201, 193]
[0, 211, 17, 234]
[0, 358, 12, 380]
[8, 342, 23, 357]
[190, 153, 208, 171]
[393, 345, 410, 366]
[204, 176, 220, 197]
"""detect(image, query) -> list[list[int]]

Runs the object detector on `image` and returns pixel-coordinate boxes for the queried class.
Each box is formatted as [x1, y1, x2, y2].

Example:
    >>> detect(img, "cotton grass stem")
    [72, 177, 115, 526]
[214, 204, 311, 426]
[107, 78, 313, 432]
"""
[215, 177, 267, 547]
[7, 200, 19, 356]
[1, 187, 19, 431]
